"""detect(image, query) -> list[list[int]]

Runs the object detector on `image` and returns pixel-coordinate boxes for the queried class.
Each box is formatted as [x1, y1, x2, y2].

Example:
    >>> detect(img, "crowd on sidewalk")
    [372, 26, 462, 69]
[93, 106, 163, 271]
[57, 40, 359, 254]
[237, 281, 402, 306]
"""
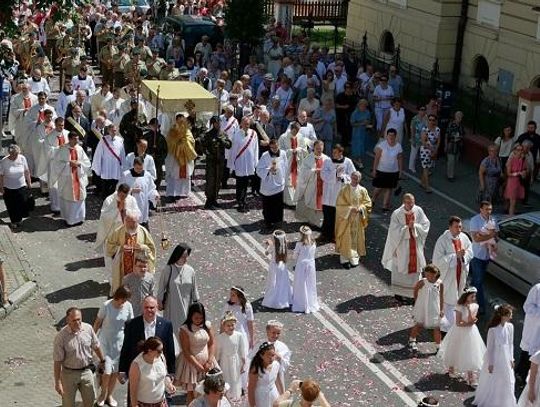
[0, 1, 540, 406]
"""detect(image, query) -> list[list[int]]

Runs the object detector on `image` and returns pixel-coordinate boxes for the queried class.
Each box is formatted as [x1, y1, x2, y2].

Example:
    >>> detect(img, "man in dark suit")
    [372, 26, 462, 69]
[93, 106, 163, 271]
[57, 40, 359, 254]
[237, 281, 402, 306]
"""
[64, 105, 92, 149]
[119, 295, 175, 405]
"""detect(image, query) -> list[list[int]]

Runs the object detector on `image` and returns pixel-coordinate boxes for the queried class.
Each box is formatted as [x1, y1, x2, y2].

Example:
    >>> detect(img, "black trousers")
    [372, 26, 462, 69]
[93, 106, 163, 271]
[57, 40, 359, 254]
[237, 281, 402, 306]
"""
[262, 191, 284, 225]
[101, 179, 118, 199]
[222, 167, 231, 188]
[250, 174, 261, 194]
[155, 160, 165, 189]
[235, 176, 250, 208]
[321, 205, 336, 240]
[4, 187, 29, 223]
[205, 160, 225, 204]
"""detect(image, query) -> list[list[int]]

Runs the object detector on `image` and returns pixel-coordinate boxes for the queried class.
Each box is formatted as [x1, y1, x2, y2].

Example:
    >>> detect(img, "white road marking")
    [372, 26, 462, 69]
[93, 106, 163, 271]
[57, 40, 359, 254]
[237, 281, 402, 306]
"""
[190, 190, 425, 405]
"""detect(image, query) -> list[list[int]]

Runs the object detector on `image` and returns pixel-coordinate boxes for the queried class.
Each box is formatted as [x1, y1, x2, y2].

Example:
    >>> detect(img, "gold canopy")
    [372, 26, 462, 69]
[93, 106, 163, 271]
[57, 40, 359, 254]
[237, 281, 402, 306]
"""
[140, 80, 218, 113]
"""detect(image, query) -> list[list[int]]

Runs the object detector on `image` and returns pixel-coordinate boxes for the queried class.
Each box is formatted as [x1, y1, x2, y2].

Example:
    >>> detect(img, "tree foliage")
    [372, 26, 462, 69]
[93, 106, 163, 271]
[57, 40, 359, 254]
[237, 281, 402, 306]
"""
[223, 0, 266, 45]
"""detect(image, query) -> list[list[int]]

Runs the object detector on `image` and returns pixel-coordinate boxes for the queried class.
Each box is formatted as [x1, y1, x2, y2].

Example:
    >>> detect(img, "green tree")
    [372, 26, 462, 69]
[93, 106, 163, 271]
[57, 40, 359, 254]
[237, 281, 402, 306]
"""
[224, 0, 266, 69]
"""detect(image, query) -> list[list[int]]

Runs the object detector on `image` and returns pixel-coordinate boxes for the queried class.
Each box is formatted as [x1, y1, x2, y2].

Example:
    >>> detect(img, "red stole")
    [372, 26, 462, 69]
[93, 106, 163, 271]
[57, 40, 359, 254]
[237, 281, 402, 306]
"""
[117, 200, 126, 223]
[405, 212, 417, 274]
[69, 148, 81, 201]
[122, 232, 137, 275]
[290, 137, 298, 188]
[38, 109, 46, 123]
[451, 237, 462, 290]
[179, 164, 187, 179]
[57, 135, 66, 146]
[23, 97, 32, 110]
[315, 156, 323, 210]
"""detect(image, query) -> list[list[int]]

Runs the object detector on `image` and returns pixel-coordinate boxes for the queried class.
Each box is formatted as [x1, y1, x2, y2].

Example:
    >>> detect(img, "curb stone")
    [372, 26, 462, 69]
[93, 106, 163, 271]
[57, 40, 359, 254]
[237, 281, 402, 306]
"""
[0, 281, 37, 320]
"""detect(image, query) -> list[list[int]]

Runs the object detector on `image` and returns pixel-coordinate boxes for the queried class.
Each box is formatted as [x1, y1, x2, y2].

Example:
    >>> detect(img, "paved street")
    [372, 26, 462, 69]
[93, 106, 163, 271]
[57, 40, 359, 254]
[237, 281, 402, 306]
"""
[0, 142, 535, 406]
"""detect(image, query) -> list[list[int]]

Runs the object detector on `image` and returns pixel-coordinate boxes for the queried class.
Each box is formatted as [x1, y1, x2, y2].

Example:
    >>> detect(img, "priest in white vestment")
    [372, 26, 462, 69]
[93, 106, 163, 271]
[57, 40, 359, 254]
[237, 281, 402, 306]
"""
[124, 138, 157, 180]
[119, 157, 159, 228]
[103, 89, 125, 127]
[319, 144, 355, 242]
[382, 193, 430, 301]
[95, 183, 139, 267]
[106, 210, 156, 295]
[295, 140, 329, 228]
[23, 92, 57, 173]
[7, 83, 37, 143]
[32, 110, 55, 192]
[256, 139, 288, 229]
[278, 121, 308, 206]
[228, 117, 259, 212]
[49, 132, 91, 226]
[91, 124, 126, 197]
[36, 117, 69, 212]
[432, 216, 473, 332]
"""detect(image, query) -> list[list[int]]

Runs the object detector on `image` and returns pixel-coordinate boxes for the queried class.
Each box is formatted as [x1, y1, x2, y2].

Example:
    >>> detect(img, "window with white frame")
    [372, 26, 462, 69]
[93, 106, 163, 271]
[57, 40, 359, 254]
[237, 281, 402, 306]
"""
[477, 0, 502, 28]
[388, 0, 407, 8]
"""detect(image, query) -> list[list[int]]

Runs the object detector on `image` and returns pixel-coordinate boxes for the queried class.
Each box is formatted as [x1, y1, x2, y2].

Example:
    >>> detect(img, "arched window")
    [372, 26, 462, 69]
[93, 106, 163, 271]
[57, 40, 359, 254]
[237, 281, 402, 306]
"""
[531, 76, 540, 88]
[473, 55, 489, 83]
[380, 31, 395, 54]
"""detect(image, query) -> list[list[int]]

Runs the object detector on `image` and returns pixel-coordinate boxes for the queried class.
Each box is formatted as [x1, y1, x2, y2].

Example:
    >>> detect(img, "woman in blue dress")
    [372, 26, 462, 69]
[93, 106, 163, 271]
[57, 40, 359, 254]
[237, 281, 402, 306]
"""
[350, 99, 373, 168]
[93, 286, 134, 407]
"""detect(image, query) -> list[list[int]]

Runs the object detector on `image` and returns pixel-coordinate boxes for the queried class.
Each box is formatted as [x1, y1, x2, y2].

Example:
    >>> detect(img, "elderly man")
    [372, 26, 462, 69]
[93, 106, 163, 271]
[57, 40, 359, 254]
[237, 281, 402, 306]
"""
[432, 216, 473, 332]
[53, 307, 105, 407]
[95, 183, 139, 261]
[228, 116, 259, 213]
[50, 132, 91, 226]
[106, 209, 156, 294]
[8, 81, 38, 142]
[335, 171, 372, 269]
[382, 193, 430, 302]
[119, 296, 175, 407]
[92, 124, 126, 198]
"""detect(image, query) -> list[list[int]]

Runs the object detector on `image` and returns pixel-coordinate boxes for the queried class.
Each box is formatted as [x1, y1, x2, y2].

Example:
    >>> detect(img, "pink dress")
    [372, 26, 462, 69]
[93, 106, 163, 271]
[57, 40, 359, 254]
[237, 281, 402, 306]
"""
[504, 156, 525, 200]
[175, 322, 218, 390]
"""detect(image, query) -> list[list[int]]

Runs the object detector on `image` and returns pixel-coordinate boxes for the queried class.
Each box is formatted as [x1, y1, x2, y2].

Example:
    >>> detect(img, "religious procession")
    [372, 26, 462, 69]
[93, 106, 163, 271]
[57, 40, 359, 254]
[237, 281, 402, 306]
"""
[0, 0, 539, 407]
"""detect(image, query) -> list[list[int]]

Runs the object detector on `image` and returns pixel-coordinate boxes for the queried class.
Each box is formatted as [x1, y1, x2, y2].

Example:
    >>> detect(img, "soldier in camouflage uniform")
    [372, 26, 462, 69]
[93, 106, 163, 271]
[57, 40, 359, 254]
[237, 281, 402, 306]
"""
[99, 36, 118, 86]
[159, 59, 180, 81]
[113, 47, 130, 89]
[124, 50, 147, 86]
[44, 20, 63, 67]
[146, 48, 166, 79]
[133, 38, 153, 64]
[202, 116, 231, 209]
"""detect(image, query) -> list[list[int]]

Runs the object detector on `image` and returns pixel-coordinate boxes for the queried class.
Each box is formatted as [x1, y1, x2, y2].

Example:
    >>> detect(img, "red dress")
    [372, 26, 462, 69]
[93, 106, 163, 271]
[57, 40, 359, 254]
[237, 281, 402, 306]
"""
[504, 156, 525, 200]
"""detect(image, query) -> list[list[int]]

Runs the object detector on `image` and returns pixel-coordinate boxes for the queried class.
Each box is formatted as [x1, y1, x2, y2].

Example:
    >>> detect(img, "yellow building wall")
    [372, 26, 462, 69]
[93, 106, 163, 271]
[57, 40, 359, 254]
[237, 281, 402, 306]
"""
[346, 0, 540, 92]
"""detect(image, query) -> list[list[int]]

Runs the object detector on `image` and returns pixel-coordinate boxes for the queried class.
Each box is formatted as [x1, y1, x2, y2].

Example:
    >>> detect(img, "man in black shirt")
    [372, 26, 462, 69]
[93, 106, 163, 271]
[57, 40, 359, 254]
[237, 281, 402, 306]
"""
[517, 120, 540, 180]
[335, 82, 359, 148]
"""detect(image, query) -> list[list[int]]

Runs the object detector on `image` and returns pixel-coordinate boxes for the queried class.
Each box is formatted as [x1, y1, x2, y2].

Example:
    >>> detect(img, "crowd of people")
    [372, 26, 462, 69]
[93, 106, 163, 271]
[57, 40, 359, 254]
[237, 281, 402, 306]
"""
[1, 0, 540, 406]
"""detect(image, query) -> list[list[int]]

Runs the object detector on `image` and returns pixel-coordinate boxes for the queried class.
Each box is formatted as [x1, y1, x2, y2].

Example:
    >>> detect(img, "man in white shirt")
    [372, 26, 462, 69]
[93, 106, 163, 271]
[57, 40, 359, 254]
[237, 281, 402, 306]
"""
[91, 124, 126, 197]
[319, 144, 355, 243]
[71, 65, 96, 96]
[333, 63, 348, 95]
[220, 105, 239, 188]
[228, 116, 259, 212]
[256, 139, 288, 230]
[517, 283, 540, 381]
[29, 68, 51, 95]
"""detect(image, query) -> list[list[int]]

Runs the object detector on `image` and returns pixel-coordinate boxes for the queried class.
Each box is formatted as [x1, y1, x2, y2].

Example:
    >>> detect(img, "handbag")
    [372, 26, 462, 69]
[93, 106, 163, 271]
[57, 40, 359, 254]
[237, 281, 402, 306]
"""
[161, 265, 173, 308]
[25, 188, 35, 211]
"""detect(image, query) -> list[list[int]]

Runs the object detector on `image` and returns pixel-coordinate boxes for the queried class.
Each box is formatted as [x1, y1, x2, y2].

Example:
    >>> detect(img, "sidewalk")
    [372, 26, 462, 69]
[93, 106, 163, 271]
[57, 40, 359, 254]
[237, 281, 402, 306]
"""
[0, 224, 37, 319]
[363, 140, 540, 216]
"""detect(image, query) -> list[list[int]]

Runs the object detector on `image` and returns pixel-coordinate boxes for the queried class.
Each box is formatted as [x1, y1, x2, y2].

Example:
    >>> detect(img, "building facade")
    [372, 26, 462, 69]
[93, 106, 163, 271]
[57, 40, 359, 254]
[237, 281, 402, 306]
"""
[346, 0, 540, 94]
